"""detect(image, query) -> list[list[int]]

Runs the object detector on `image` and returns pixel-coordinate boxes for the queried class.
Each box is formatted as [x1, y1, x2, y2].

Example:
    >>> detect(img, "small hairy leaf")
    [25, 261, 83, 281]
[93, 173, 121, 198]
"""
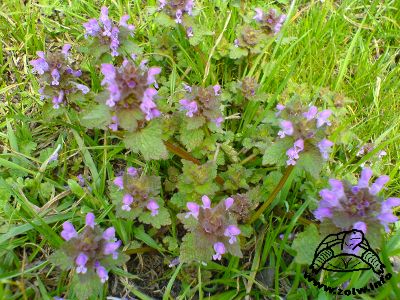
[291, 224, 321, 265]
[124, 121, 168, 160]
[179, 127, 204, 151]
[49, 249, 73, 270]
[229, 45, 248, 59]
[262, 139, 293, 166]
[80, 104, 111, 129]
[154, 12, 176, 27]
[295, 150, 323, 179]
[138, 204, 171, 229]
[71, 270, 103, 300]
[179, 232, 214, 263]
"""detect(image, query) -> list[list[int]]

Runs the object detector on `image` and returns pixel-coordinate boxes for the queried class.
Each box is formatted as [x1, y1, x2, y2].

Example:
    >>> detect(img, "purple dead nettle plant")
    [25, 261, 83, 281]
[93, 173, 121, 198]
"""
[253, 8, 286, 35]
[100, 58, 161, 132]
[314, 167, 400, 235]
[233, 25, 267, 55]
[158, 0, 194, 24]
[179, 84, 224, 127]
[275, 102, 334, 165]
[112, 167, 171, 227]
[83, 6, 135, 57]
[178, 195, 242, 263]
[30, 44, 89, 109]
[57, 213, 124, 284]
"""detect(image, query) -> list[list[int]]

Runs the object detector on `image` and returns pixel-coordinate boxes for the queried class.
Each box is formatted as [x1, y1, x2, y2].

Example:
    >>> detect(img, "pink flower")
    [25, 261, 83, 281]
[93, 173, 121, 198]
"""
[278, 120, 294, 138]
[60, 222, 78, 241]
[113, 176, 124, 190]
[224, 225, 241, 244]
[75, 253, 89, 274]
[224, 197, 234, 210]
[122, 194, 134, 211]
[85, 213, 95, 229]
[202, 195, 211, 209]
[146, 199, 159, 216]
[185, 202, 200, 219]
[212, 242, 226, 260]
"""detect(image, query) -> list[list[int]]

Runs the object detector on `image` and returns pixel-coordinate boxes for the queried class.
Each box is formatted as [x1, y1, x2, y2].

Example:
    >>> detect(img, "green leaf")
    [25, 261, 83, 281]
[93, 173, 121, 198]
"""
[71, 271, 104, 300]
[154, 12, 176, 27]
[120, 39, 143, 56]
[295, 150, 323, 179]
[186, 116, 206, 130]
[170, 192, 187, 209]
[48, 250, 73, 270]
[38, 182, 54, 201]
[188, 24, 214, 46]
[138, 205, 171, 229]
[163, 236, 179, 251]
[179, 232, 214, 263]
[124, 121, 168, 160]
[179, 127, 204, 151]
[291, 224, 321, 265]
[116, 109, 141, 132]
[262, 139, 293, 166]
[229, 45, 248, 59]
[221, 143, 239, 163]
[80, 104, 111, 129]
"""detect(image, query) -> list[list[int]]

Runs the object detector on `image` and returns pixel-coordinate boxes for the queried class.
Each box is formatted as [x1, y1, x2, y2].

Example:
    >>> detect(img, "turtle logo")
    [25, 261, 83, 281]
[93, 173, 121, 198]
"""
[310, 229, 384, 275]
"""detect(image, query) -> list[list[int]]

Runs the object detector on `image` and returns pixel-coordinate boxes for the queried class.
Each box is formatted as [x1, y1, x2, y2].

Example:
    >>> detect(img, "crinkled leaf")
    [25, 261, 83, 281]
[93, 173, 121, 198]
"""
[262, 139, 293, 166]
[138, 204, 171, 229]
[163, 236, 179, 251]
[229, 45, 248, 59]
[291, 224, 321, 265]
[179, 127, 204, 151]
[71, 270, 103, 300]
[124, 121, 168, 160]
[221, 143, 239, 163]
[49, 249, 74, 270]
[80, 104, 111, 129]
[155, 12, 176, 27]
[189, 24, 214, 46]
[116, 109, 141, 132]
[186, 116, 206, 130]
[179, 232, 214, 263]
[170, 192, 187, 209]
[295, 150, 323, 179]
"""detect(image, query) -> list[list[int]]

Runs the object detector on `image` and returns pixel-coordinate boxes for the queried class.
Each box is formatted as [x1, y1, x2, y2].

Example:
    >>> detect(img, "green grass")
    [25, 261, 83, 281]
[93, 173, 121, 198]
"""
[1, 0, 400, 299]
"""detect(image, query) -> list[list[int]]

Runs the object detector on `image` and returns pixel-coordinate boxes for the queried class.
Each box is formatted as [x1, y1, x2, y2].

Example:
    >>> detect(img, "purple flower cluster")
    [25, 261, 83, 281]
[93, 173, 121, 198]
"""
[83, 6, 135, 56]
[240, 77, 259, 98]
[158, 0, 194, 24]
[184, 195, 241, 261]
[100, 58, 161, 130]
[253, 8, 286, 35]
[179, 84, 224, 127]
[234, 25, 264, 52]
[276, 104, 333, 165]
[60, 213, 121, 283]
[114, 167, 160, 216]
[314, 168, 400, 233]
[29, 45, 89, 109]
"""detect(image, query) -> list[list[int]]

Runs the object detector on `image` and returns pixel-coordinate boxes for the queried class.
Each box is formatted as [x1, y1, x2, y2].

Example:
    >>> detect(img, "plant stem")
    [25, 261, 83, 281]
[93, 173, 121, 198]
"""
[248, 165, 294, 224]
[164, 140, 201, 164]
[239, 150, 259, 165]
[164, 140, 225, 185]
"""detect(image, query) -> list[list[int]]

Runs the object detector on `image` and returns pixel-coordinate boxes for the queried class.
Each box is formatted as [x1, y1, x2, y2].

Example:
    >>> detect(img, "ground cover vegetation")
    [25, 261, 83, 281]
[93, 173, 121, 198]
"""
[1, 0, 400, 299]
